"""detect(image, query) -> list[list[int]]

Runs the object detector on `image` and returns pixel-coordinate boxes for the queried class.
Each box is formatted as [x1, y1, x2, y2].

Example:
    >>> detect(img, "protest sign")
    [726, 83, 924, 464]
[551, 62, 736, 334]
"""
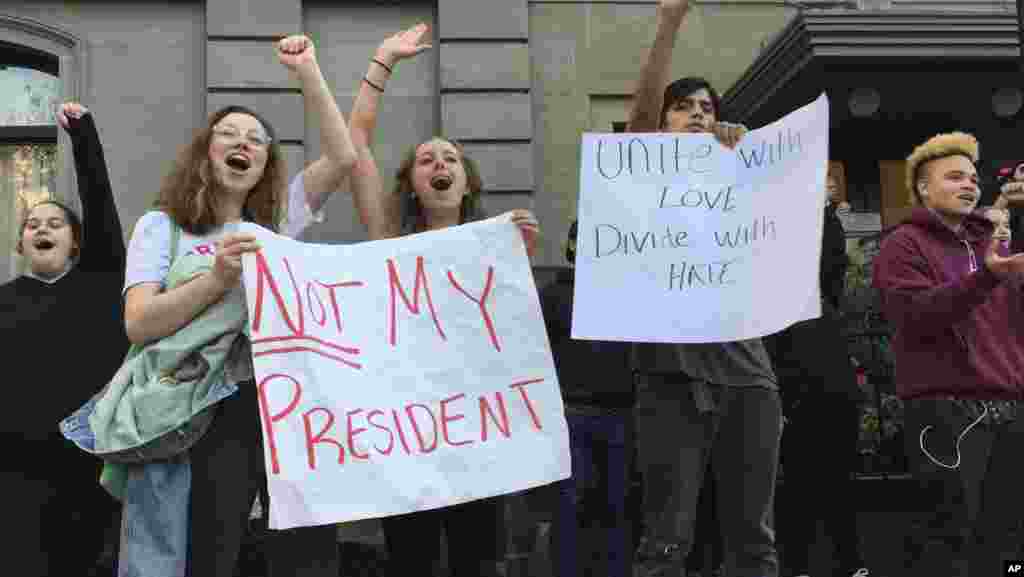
[573, 93, 829, 343]
[240, 217, 570, 529]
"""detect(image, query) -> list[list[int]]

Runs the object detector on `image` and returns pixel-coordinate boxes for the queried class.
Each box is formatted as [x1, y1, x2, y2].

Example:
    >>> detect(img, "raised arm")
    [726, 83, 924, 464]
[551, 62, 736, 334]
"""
[276, 35, 357, 215]
[59, 104, 125, 275]
[349, 23, 432, 240]
[627, 0, 690, 132]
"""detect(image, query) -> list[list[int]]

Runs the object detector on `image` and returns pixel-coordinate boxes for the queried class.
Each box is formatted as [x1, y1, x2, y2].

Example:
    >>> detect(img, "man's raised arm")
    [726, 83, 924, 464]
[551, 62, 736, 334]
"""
[627, 0, 690, 133]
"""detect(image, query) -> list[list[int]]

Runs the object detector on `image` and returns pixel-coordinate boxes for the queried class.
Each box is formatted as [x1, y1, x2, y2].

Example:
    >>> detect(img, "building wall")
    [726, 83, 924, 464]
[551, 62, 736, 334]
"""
[2, 1, 205, 248]
[528, 0, 797, 266]
[2, 0, 797, 280]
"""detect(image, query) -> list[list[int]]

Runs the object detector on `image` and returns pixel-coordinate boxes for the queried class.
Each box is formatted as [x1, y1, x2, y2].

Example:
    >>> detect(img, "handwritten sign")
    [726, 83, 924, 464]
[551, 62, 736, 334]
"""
[573, 93, 829, 343]
[240, 217, 570, 530]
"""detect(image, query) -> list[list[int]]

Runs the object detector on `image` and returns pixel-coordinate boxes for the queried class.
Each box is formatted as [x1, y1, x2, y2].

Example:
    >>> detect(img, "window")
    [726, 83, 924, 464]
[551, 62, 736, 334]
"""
[1, 63, 60, 280]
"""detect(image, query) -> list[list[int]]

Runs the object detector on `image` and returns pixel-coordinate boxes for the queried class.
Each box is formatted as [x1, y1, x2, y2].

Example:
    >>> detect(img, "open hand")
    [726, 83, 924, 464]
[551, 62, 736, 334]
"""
[276, 35, 317, 75]
[505, 209, 540, 258]
[712, 121, 747, 150]
[376, 23, 432, 68]
[984, 236, 1024, 280]
[211, 232, 261, 292]
[56, 102, 88, 131]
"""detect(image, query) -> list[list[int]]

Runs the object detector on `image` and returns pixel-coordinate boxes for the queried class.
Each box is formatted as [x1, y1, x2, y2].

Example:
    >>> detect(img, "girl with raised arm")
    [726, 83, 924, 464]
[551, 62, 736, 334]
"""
[114, 35, 356, 576]
[1, 102, 129, 576]
[349, 23, 539, 577]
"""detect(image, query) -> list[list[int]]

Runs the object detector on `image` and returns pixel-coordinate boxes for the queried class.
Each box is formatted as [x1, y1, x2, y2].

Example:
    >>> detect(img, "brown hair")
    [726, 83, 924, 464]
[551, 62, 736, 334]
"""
[17, 200, 83, 259]
[155, 105, 286, 235]
[394, 138, 487, 234]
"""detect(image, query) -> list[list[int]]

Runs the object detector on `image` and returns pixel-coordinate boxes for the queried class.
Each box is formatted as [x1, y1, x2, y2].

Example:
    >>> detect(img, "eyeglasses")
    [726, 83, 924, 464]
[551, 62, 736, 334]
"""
[212, 125, 272, 148]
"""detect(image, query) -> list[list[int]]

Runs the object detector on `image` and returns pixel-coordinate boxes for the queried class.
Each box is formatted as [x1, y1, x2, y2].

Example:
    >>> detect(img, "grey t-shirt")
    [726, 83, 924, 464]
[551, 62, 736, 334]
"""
[635, 338, 777, 390]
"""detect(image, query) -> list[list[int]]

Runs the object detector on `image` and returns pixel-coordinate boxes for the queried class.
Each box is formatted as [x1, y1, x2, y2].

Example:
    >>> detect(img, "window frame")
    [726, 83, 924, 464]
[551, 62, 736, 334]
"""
[0, 15, 87, 279]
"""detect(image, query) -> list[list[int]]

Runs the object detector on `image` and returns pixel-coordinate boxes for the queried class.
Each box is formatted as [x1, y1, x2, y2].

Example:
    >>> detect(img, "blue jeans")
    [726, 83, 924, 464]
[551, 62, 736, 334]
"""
[119, 458, 191, 577]
[552, 410, 630, 577]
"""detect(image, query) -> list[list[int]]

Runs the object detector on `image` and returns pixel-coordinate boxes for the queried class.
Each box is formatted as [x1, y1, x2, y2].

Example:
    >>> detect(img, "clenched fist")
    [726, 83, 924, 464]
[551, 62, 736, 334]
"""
[56, 101, 88, 131]
[276, 35, 318, 77]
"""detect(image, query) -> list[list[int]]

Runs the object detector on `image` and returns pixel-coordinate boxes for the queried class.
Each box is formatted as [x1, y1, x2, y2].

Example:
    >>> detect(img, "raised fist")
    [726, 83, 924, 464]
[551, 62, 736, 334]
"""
[660, 0, 692, 17]
[56, 101, 88, 131]
[276, 35, 317, 75]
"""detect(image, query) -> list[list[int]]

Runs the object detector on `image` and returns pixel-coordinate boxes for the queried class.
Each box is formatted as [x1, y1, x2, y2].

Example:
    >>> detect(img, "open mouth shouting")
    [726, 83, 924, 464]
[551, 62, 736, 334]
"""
[430, 174, 453, 191]
[33, 238, 56, 251]
[225, 152, 252, 172]
[956, 193, 978, 205]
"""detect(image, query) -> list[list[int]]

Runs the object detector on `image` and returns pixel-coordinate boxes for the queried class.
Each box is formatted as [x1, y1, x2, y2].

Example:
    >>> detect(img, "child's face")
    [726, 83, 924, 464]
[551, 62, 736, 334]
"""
[985, 208, 1012, 243]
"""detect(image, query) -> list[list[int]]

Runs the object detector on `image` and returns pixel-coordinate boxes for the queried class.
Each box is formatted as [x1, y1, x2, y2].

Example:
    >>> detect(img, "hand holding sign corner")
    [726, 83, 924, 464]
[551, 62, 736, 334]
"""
[573, 94, 829, 343]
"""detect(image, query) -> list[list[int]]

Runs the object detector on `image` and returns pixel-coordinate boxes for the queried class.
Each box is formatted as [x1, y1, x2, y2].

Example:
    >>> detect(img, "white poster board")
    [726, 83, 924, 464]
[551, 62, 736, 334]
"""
[573, 93, 830, 343]
[240, 217, 570, 530]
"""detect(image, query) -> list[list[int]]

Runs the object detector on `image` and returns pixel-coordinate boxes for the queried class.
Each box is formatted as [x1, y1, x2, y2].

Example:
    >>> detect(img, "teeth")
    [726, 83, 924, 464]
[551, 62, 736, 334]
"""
[226, 155, 250, 170]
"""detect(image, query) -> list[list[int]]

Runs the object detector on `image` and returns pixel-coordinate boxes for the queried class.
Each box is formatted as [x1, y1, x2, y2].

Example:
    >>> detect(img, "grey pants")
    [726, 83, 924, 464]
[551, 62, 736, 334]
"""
[634, 376, 781, 577]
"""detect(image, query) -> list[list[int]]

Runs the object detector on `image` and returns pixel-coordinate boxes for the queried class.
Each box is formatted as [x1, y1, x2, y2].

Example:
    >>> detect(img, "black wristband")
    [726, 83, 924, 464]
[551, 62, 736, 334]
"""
[371, 58, 393, 75]
[363, 77, 385, 93]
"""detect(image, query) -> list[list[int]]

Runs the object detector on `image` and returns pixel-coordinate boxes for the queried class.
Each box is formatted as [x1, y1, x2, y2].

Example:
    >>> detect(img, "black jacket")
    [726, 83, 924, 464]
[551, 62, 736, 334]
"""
[821, 202, 849, 311]
[764, 204, 862, 404]
[539, 268, 635, 409]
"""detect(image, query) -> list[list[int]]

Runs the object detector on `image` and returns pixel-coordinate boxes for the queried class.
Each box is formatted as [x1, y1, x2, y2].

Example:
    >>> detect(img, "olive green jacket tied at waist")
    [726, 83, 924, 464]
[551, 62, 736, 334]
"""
[61, 251, 250, 498]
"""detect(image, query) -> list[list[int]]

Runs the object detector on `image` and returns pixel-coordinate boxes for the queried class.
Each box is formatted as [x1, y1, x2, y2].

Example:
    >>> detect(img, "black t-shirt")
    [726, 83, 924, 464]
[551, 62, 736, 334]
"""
[539, 268, 635, 409]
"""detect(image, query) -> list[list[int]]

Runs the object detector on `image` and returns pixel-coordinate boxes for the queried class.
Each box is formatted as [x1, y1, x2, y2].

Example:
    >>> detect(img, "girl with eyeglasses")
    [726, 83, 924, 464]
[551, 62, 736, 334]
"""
[117, 35, 356, 576]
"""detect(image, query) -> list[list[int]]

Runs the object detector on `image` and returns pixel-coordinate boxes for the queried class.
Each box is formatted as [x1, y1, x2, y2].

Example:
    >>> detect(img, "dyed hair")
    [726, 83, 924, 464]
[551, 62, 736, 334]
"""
[155, 105, 286, 235]
[17, 200, 83, 260]
[394, 138, 487, 234]
[905, 132, 979, 205]
[660, 76, 721, 128]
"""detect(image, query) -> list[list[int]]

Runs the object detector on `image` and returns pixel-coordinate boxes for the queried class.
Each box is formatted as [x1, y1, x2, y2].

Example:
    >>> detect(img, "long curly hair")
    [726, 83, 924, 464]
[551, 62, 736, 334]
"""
[394, 138, 487, 234]
[155, 105, 287, 235]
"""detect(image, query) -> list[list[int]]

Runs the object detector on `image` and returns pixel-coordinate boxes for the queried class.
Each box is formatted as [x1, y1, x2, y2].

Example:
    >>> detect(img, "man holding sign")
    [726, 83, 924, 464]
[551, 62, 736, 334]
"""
[619, 1, 783, 576]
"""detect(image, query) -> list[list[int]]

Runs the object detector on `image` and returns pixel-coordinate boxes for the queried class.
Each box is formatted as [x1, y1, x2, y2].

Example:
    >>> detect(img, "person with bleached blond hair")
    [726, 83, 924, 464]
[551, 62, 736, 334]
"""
[873, 132, 1024, 576]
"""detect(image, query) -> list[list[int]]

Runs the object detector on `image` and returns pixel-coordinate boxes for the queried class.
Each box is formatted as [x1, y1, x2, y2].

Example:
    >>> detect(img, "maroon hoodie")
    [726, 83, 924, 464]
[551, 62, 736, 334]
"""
[873, 206, 1024, 400]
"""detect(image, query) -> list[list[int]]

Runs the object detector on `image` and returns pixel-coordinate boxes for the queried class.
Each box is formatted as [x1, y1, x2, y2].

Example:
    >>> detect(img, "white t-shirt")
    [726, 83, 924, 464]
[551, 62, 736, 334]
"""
[124, 172, 324, 385]
[125, 171, 321, 292]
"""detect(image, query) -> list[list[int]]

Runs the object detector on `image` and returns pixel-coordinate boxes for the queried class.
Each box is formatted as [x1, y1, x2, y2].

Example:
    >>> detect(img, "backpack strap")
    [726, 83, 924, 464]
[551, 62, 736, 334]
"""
[123, 214, 182, 362]
[168, 216, 181, 266]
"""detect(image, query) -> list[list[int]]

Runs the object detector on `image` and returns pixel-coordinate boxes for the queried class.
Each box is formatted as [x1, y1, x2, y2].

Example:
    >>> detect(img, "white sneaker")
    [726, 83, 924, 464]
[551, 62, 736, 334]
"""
[850, 569, 869, 577]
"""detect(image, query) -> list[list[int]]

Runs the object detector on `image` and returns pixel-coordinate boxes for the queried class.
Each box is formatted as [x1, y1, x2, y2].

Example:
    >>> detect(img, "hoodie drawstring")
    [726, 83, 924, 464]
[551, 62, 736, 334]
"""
[961, 239, 978, 273]
[919, 404, 988, 469]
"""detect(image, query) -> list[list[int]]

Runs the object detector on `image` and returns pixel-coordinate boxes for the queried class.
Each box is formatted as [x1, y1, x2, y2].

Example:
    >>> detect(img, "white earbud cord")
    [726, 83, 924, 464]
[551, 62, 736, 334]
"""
[918, 404, 988, 469]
